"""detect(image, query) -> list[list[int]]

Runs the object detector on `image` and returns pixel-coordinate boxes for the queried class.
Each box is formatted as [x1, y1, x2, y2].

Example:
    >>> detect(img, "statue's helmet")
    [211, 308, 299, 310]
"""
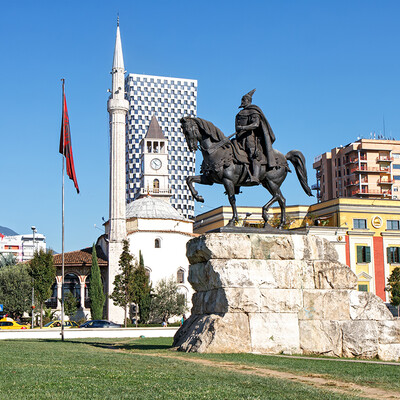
[240, 89, 256, 108]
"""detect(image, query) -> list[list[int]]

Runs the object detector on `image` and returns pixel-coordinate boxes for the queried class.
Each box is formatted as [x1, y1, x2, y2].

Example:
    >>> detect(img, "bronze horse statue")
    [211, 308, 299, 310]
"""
[181, 117, 313, 228]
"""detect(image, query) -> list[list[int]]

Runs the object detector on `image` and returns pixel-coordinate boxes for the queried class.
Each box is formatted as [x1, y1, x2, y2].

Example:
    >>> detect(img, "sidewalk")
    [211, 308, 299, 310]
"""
[0, 327, 178, 340]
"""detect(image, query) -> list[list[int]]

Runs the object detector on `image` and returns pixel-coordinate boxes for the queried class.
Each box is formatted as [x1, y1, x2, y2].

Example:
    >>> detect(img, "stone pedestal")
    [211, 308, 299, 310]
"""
[173, 233, 400, 361]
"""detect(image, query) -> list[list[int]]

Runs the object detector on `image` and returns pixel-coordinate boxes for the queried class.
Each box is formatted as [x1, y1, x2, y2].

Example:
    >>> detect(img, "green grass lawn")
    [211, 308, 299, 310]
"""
[0, 337, 398, 399]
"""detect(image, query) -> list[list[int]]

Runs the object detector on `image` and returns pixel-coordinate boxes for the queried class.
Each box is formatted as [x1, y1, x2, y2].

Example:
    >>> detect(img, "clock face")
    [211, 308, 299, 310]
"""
[150, 158, 162, 170]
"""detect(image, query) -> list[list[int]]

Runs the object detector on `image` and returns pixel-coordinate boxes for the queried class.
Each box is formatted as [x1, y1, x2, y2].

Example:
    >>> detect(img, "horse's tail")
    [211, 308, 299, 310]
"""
[285, 150, 313, 197]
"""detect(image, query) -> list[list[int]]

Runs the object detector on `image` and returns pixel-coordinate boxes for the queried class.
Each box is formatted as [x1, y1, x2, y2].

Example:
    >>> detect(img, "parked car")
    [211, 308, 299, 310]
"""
[40, 320, 79, 329]
[79, 320, 121, 328]
[0, 317, 28, 330]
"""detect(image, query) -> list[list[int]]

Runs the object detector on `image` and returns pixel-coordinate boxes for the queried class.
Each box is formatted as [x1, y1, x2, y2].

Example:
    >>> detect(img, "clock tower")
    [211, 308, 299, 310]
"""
[137, 115, 171, 201]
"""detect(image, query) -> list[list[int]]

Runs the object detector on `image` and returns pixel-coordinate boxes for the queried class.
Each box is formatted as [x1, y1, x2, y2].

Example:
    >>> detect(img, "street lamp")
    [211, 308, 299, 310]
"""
[31, 226, 37, 329]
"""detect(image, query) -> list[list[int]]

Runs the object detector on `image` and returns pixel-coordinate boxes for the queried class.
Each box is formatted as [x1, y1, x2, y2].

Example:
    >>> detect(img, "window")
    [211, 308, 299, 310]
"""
[393, 164, 400, 170]
[387, 247, 400, 263]
[358, 284, 368, 292]
[177, 268, 185, 283]
[353, 219, 367, 229]
[387, 220, 400, 230]
[63, 273, 80, 303]
[356, 246, 371, 263]
[394, 176, 400, 181]
[155, 238, 161, 248]
[153, 179, 159, 193]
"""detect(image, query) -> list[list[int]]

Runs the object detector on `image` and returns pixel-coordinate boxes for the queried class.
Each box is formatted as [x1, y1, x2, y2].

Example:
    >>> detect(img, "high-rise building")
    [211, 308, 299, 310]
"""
[313, 138, 400, 202]
[125, 73, 197, 219]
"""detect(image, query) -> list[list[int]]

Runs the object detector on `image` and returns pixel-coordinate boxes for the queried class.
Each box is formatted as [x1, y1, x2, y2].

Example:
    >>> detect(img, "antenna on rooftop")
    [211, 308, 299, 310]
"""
[383, 115, 386, 139]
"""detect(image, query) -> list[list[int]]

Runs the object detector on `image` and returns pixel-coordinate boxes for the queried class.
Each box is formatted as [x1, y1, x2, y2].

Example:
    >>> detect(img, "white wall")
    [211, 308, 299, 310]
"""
[127, 227, 194, 311]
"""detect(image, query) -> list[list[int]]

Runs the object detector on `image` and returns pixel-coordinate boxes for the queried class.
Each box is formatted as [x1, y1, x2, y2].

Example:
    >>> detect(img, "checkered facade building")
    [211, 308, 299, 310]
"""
[125, 73, 197, 219]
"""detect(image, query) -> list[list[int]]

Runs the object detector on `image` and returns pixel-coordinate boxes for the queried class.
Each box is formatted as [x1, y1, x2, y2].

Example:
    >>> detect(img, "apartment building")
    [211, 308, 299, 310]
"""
[313, 139, 400, 202]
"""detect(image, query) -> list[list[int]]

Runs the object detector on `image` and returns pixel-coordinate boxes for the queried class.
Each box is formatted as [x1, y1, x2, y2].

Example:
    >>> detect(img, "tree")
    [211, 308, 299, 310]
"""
[64, 291, 79, 320]
[29, 249, 56, 328]
[149, 276, 187, 323]
[132, 250, 151, 324]
[0, 253, 17, 268]
[110, 240, 136, 327]
[386, 266, 400, 317]
[89, 244, 105, 320]
[0, 263, 31, 319]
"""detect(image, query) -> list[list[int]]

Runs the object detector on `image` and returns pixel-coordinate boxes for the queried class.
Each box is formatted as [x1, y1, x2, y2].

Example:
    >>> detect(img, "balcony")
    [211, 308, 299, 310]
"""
[350, 166, 390, 173]
[345, 157, 359, 165]
[351, 189, 392, 196]
[377, 179, 395, 185]
[138, 188, 172, 196]
[376, 156, 394, 162]
[344, 180, 365, 186]
[311, 183, 320, 190]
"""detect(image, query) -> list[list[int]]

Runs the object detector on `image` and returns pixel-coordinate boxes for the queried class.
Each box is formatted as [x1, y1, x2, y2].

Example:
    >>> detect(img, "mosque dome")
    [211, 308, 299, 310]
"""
[126, 196, 186, 221]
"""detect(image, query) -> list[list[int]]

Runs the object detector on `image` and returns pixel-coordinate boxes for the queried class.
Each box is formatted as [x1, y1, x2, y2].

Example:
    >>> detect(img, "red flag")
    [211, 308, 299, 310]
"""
[59, 87, 79, 194]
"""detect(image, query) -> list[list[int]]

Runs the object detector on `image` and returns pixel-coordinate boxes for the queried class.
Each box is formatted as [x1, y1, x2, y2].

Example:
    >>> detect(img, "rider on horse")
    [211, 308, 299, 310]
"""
[234, 89, 278, 184]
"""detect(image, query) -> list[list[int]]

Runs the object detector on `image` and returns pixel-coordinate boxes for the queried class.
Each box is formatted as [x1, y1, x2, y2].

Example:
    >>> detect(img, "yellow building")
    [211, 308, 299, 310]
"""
[194, 205, 310, 234]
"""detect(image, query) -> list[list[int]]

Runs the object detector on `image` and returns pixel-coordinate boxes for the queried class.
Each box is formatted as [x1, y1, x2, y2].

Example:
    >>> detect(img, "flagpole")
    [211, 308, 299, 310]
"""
[61, 78, 65, 342]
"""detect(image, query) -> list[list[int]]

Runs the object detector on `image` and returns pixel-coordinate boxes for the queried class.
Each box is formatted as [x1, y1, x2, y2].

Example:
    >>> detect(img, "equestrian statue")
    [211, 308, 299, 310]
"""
[181, 89, 313, 229]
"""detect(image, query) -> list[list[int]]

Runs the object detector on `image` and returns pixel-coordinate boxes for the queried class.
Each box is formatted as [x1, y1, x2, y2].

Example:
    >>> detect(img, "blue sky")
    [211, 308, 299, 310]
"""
[1, 1, 400, 252]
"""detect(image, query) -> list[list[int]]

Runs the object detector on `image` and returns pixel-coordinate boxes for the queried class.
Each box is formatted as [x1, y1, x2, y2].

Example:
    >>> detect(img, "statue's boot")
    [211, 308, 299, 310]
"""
[248, 162, 260, 184]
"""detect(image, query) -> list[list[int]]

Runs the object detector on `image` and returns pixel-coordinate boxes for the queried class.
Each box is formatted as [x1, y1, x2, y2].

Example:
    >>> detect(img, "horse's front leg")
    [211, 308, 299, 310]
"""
[222, 179, 238, 226]
[186, 174, 213, 203]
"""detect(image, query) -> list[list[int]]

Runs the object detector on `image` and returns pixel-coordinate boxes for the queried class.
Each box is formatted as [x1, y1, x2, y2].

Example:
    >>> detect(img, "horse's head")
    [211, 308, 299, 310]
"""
[180, 117, 200, 152]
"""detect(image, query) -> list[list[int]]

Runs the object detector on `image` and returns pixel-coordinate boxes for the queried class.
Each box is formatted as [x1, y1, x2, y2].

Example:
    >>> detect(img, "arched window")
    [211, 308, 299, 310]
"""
[64, 273, 80, 303]
[153, 179, 159, 193]
[177, 268, 185, 284]
[155, 238, 161, 248]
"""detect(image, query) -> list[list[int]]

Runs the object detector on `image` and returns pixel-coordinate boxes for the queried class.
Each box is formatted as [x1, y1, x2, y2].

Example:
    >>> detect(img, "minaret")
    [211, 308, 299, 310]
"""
[107, 20, 129, 322]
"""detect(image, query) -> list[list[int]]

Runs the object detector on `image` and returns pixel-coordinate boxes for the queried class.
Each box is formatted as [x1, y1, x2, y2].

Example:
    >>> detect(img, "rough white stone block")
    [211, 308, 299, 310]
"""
[342, 320, 379, 358]
[249, 313, 300, 353]
[186, 233, 252, 263]
[313, 261, 357, 290]
[173, 313, 251, 353]
[377, 320, 400, 344]
[259, 289, 303, 313]
[377, 343, 400, 362]
[300, 289, 350, 320]
[299, 320, 342, 357]
[349, 291, 394, 320]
